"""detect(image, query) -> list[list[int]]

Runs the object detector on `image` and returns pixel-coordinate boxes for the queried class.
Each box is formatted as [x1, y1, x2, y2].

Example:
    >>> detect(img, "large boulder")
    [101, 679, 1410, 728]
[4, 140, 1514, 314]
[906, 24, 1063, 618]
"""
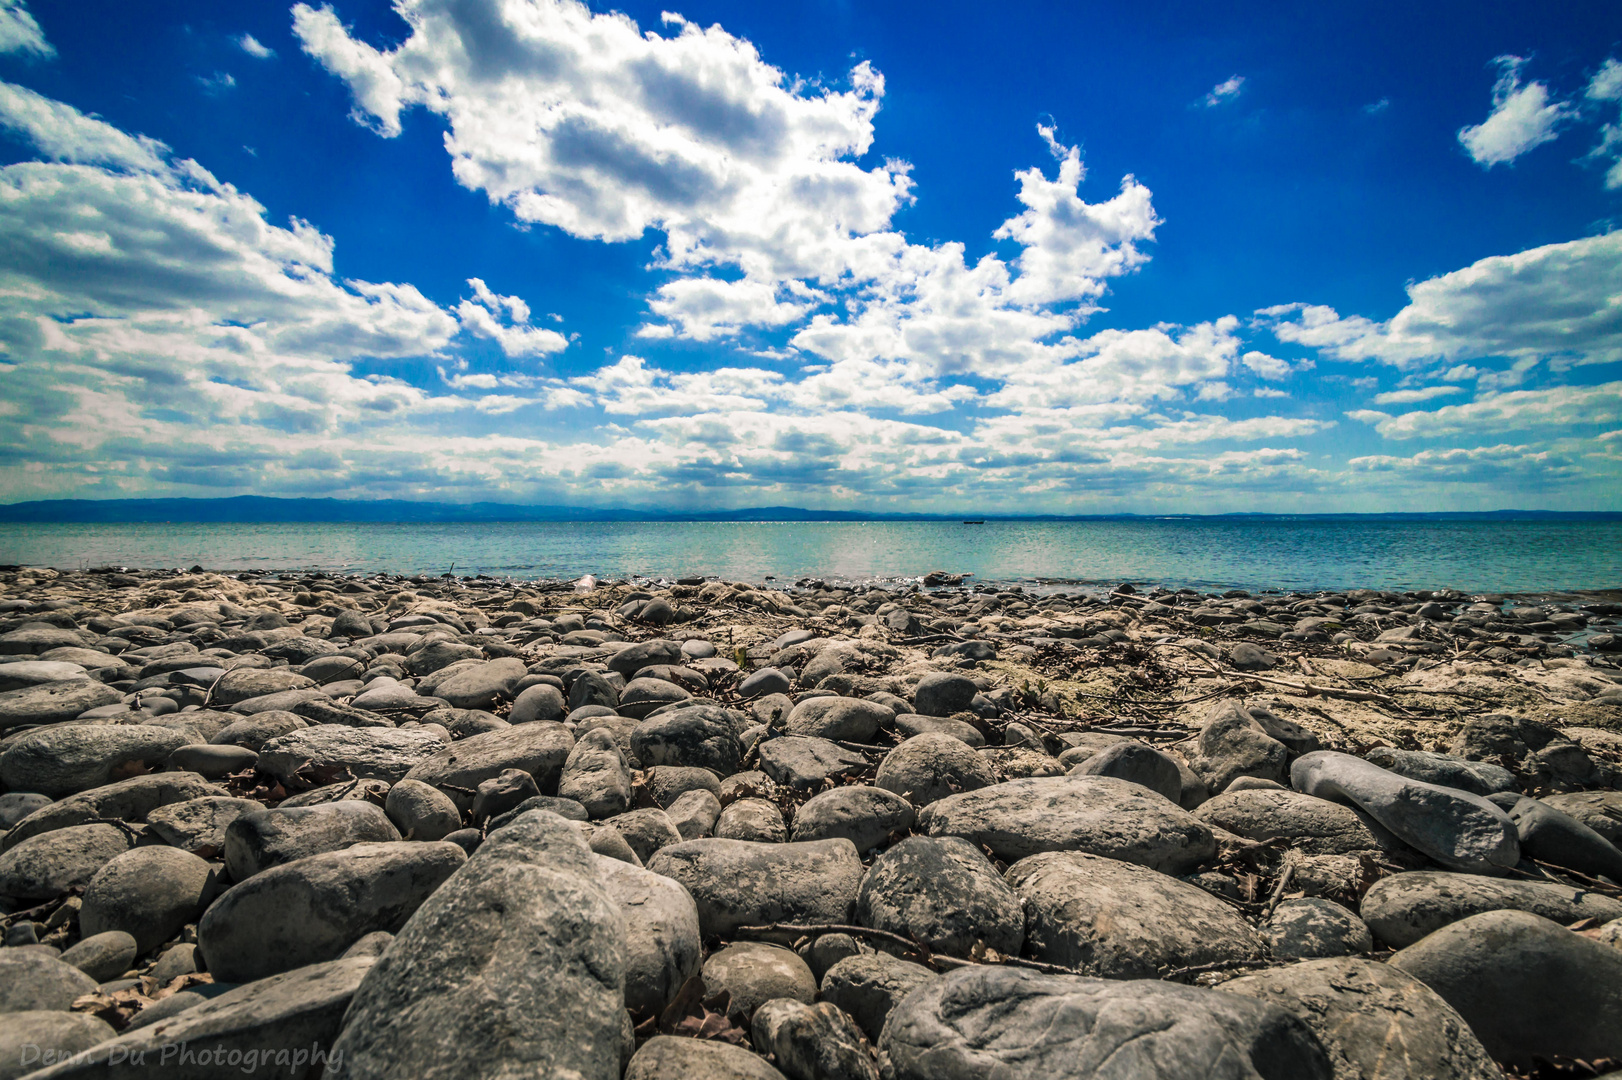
[646, 837, 863, 938]
[1008, 851, 1266, 978]
[1291, 751, 1519, 875]
[223, 801, 401, 881]
[1389, 910, 1622, 1068]
[327, 811, 627, 1080]
[200, 841, 466, 983]
[402, 722, 575, 812]
[917, 775, 1215, 873]
[1185, 701, 1291, 792]
[17, 957, 374, 1080]
[595, 855, 702, 1015]
[80, 846, 216, 954]
[1219, 957, 1500, 1080]
[0, 725, 193, 798]
[257, 725, 449, 785]
[1360, 870, 1622, 948]
[856, 836, 1023, 958]
[879, 964, 1332, 1080]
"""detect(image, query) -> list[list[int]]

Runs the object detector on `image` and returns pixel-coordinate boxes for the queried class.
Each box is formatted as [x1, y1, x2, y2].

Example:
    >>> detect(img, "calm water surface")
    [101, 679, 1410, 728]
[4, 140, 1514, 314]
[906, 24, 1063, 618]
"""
[1, 520, 1618, 595]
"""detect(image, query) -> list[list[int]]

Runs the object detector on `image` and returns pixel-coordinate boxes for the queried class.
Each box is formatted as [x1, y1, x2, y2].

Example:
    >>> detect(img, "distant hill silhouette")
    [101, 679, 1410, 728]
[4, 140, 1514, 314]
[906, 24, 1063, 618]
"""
[0, 496, 1617, 524]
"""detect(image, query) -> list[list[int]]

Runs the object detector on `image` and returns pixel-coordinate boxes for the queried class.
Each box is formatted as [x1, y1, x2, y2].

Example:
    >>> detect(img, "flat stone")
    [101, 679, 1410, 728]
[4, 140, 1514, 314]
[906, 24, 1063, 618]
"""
[0, 681, 122, 730]
[1363, 748, 1517, 796]
[327, 811, 627, 1080]
[607, 639, 684, 679]
[199, 841, 466, 983]
[211, 709, 309, 750]
[0, 1010, 116, 1079]
[618, 677, 692, 719]
[646, 837, 863, 938]
[223, 801, 402, 881]
[1291, 751, 1519, 875]
[0, 660, 89, 692]
[1008, 851, 1266, 977]
[427, 657, 529, 710]
[1390, 910, 1622, 1068]
[791, 784, 915, 853]
[212, 667, 316, 706]
[758, 735, 869, 789]
[168, 742, 257, 778]
[820, 951, 935, 1041]
[595, 854, 702, 1015]
[879, 964, 1332, 1080]
[402, 722, 575, 811]
[858, 835, 1023, 958]
[1263, 898, 1373, 960]
[1358, 869, 1622, 948]
[257, 724, 449, 785]
[0, 823, 132, 902]
[0, 952, 97, 1012]
[894, 713, 985, 746]
[1194, 788, 1398, 856]
[2, 772, 227, 849]
[19, 956, 373, 1080]
[784, 696, 892, 741]
[1219, 957, 1500, 1080]
[918, 775, 1216, 873]
[145, 796, 267, 857]
[0, 724, 194, 798]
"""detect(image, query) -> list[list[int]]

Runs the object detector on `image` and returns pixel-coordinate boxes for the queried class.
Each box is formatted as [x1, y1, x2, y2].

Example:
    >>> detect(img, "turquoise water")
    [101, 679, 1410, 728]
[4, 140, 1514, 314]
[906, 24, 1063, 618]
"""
[1, 519, 1618, 594]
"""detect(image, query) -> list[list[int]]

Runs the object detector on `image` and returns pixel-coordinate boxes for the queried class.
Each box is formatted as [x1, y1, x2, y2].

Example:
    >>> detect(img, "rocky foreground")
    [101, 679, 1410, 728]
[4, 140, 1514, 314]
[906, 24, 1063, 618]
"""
[0, 565, 1620, 1080]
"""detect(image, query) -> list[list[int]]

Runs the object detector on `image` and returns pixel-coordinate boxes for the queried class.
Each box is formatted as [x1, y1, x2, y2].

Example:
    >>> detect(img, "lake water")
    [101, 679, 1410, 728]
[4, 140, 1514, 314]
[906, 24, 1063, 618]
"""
[1, 519, 1618, 595]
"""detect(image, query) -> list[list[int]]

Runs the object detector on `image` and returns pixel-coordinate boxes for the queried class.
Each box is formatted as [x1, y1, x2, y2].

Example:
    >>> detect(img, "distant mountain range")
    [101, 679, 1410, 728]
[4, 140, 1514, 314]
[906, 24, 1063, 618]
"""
[0, 497, 1618, 524]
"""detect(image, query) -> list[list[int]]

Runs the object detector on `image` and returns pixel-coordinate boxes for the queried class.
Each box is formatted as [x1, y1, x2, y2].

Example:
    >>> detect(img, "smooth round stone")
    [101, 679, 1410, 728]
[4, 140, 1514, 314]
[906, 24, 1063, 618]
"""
[80, 846, 216, 955]
[0, 824, 133, 903]
[791, 785, 915, 853]
[167, 743, 258, 778]
[875, 733, 995, 808]
[894, 713, 985, 747]
[1264, 898, 1374, 960]
[625, 1036, 786, 1080]
[0, 952, 98, 1012]
[857, 835, 1023, 958]
[56, 930, 139, 983]
[0, 1011, 117, 1079]
[701, 942, 816, 1023]
[737, 668, 792, 699]
[0, 792, 51, 830]
[383, 778, 463, 841]
[714, 797, 787, 843]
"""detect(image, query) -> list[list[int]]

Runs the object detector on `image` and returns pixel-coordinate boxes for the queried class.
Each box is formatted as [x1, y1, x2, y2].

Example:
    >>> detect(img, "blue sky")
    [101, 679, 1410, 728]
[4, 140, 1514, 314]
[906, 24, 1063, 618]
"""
[0, 0, 1619, 511]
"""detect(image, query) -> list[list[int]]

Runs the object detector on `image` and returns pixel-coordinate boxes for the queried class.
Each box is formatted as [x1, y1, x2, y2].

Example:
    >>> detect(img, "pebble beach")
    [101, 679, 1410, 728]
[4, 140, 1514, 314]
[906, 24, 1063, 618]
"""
[1, 564, 1621, 1079]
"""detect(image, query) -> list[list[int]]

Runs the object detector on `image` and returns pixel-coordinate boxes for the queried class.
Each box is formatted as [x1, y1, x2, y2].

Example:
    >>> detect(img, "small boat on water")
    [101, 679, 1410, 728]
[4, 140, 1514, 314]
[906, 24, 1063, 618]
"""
[962, 520, 985, 524]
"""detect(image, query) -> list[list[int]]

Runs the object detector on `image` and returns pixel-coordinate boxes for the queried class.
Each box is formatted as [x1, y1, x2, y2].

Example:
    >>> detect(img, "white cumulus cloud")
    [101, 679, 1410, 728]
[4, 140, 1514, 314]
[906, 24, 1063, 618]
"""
[1457, 56, 1572, 167]
[0, 0, 51, 58]
[1203, 76, 1244, 107]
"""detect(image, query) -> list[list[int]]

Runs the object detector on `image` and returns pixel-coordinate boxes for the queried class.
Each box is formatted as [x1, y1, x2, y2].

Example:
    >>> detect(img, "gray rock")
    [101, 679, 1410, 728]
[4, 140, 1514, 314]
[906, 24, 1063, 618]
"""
[199, 840, 466, 983]
[19, 956, 373, 1080]
[403, 641, 481, 677]
[666, 788, 722, 839]
[0, 823, 132, 902]
[875, 733, 995, 807]
[1194, 788, 1398, 856]
[912, 672, 979, 717]
[1219, 957, 1501, 1080]
[879, 964, 1332, 1080]
[1008, 851, 1265, 977]
[402, 722, 575, 812]
[0, 725, 193, 798]
[1226, 642, 1278, 671]
[422, 657, 528, 710]
[704, 941, 817, 1024]
[0, 792, 50, 830]
[211, 709, 308, 751]
[857, 836, 1022, 958]
[257, 725, 449, 785]
[894, 713, 985, 746]
[647, 838, 863, 938]
[0, 1011, 116, 1080]
[223, 801, 402, 881]
[631, 706, 742, 777]
[212, 667, 316, 706]
[785, 697, 892, 741]
[1291, 751, 1519, 874]
[918, 775, 1216, 873]
[820, 952, 935, 1041]
[595, 855, 701, 1014]
[0, 952, 97, 1012]
[142, 796, 263, 857]
[618, 677, 692, 719]
[2, 772, 227, 849]
[1541, 789, 1622, 846]
[791, 785, 915, 853]
[759, 736, 869, 789]
[485, 795, 589, 832]
[1363, 748, 1518, 797]
[738, 668, 792, 699]
[349, 678, 425, 712]
[383, 778, 462, 841]
[716, 798, 789, 843]
[80, 847, 215, 954]
[470, 768, 541, 822]
[1071, 740, 1183, 802]
[568, 670, 620, 711]
[1390, 910, 1622, 1067]
[507, 682, 567, 725]
[1358, 869, 1622, 948]
[1186, 701, 1290, 793]
[57, 930, 139, 982]
[558, 728, 633, 818]
[277, 777, 393, 809]
[340, 932, 394, 959]
[327, 811, 626, 1080]
[624, 1036, 787, 1080]
[167, 743, 257, 778]
[149, 942, 201, 982]
[751, 998, 879, 1080]
[647, 765, 722, 807]
[1263, 899, 1373, 960]
[604, 808, 683, 864]
[0, 679, 121, 730]
[1492, 792, 1622, 881]
[578, 820, 642, 865]
[607, 639, 684, 679]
